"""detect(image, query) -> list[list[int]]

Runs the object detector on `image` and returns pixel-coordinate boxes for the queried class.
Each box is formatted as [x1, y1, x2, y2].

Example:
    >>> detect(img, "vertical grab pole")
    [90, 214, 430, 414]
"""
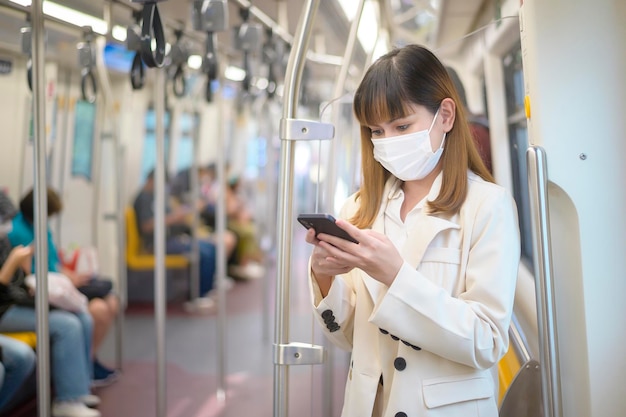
[527, 146, 562, 417]
[323, 3, 365, 414]
[327, 0, 365, 208]
[215, 84, 228, 401]
[31, 1, 51, 416]
[116, 144, 127, 371]
[274, 1, 320, 416]
[154, 68, 168, 417]
[189, 115, 200, 302]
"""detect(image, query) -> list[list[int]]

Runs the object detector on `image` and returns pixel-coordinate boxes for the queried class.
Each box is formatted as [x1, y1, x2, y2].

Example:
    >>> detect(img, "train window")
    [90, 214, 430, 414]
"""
[140, 108, 172, 182]
[503, 43, 533, 265]
[174, 112, 199, 171]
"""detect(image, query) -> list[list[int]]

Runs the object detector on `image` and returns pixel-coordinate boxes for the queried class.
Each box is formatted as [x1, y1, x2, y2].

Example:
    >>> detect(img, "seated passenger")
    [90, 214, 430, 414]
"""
[133, 170, 236, 309]
[223, 177, 265, 281]
[7, 188, 119, 387]
[0, 334, 36, 412]
[0, 243, 100, 417]
[170, 165, 263, 280]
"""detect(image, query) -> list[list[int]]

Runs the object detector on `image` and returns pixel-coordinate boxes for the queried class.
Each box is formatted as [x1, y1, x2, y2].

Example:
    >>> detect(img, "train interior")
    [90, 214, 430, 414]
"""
[0, 0, 624, 416]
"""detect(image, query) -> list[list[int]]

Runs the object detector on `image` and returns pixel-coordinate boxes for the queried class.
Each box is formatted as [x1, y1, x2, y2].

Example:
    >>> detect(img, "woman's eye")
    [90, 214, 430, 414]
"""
[370, 129, 383, 137]
[397, 124, 409, 131]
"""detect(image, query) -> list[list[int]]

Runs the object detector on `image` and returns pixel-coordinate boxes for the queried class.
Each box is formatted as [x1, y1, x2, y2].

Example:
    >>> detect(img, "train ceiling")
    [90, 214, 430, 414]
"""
[0, 0, 490, 98]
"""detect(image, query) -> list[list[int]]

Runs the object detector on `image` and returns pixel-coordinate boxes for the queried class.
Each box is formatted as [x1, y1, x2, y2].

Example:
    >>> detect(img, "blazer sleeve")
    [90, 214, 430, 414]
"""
[307, 194, 360, 352]
[371, 186, 520, 369]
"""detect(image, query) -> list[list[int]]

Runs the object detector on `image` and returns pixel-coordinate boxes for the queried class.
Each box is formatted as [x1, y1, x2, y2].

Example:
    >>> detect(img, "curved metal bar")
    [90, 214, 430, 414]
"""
[140, 3, 166, 68]
[31, 0, 51, 415]
[274, 1, 320, 416]
[172, 64, 186, 98]
[80, 67, 97, 103]
[510, 314, 532, 364]
[130, 51, 145, 90]
[526, 146, 562, 417]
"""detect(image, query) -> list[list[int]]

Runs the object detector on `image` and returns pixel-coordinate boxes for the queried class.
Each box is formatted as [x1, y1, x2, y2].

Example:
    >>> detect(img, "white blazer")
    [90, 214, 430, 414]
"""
[309, 172, 520, 417]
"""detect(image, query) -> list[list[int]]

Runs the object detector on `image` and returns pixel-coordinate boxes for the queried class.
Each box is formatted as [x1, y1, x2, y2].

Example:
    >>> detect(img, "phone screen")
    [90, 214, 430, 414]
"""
[297, 213, 358, 243]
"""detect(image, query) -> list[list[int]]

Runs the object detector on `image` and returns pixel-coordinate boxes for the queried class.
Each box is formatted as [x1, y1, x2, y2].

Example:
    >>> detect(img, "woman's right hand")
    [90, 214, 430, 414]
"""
[305, 228, 354, 278]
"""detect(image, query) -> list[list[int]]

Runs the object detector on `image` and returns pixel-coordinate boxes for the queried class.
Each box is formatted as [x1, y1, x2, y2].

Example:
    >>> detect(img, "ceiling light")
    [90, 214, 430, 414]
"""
[224, 65, 246, 82]
[112, 25, 127, 42]
[9, 0, 108, 35]
[187, 55, 203, 70]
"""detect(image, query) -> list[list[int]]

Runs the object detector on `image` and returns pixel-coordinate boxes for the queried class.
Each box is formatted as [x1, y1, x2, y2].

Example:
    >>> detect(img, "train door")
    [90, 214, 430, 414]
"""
[520, 1, 626, 416]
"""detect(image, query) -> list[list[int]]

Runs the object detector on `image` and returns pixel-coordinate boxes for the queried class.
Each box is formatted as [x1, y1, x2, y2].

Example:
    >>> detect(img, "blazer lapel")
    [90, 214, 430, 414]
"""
[400, 172, 460, 268]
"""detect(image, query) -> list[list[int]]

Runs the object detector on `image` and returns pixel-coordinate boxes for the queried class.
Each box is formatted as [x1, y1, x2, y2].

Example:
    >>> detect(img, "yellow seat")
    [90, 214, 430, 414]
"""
[125, 207, 189, 270]
[497, 343, 522, 405]
[2, 332, 37, 348]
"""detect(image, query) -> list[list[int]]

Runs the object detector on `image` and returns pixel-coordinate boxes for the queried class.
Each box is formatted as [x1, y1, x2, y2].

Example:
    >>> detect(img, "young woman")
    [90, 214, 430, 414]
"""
[304, 45, 520, 416]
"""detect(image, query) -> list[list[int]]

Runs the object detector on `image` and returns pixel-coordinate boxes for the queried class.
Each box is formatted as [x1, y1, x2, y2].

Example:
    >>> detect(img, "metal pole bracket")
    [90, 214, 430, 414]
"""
[279, 118, 334, 141]
[274, 342, 325, 365]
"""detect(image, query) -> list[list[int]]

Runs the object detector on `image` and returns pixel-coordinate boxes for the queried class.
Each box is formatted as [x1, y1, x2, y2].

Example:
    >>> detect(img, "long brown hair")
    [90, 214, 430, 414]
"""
[351, 45, 493, 228]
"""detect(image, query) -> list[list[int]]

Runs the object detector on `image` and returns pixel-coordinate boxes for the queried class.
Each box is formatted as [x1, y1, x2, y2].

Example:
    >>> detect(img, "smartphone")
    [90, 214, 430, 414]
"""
[297, 213, 358, 243]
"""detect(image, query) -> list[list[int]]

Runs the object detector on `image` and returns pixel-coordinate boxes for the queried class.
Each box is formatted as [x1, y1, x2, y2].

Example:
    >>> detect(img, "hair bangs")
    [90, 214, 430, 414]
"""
[354, 63, 411, 129]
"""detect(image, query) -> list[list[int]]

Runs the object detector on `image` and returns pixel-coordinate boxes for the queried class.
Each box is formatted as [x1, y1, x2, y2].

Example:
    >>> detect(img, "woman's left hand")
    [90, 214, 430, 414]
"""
[315, 219, 404, 286]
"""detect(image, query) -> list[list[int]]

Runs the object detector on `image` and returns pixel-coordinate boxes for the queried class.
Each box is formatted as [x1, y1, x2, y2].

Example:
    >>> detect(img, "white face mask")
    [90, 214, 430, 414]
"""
[371, 109, 446, 181]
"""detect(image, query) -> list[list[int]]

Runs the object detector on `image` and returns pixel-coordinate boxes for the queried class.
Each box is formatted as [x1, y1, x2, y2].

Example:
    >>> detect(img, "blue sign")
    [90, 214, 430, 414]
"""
[71, 100, 96, 180]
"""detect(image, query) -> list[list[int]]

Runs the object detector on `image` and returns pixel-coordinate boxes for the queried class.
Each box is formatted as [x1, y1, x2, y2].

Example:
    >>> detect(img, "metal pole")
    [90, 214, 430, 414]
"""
[115, 145, 127, 371]
[274, 1, 320, 416]
[327, 0, 365, 206]
[215, 84, 227, 401]
[323, 4, 365, 414]
[31, 1, 51, 416]
[54, 73, 71, 246]
[527, 146, 562, 417]
[94, 34, 126, 371]
[189, 116, 200, 302]
[154, 68, 168, 417]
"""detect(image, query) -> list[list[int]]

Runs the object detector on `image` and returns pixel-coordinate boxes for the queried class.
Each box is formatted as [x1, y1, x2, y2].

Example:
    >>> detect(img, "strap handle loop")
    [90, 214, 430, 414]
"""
[140, 3, 166, 68]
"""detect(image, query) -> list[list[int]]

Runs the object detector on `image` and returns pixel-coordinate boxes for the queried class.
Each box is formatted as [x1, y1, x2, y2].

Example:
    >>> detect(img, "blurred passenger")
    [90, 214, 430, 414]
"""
[304, 45, 519, 416]
[224, 177, 265, 281]
[169, 165, 264, 280]
[7, 188, 119, 387]
[0, 334, 35, 412]
[133, 170, 236, 310]
[0, 243, 100, 416]
[446, 66, 493, 173]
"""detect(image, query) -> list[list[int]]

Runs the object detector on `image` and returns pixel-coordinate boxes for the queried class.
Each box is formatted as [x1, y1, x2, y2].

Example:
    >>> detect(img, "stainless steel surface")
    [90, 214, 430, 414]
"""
[116, 144, 127, 370]
[92, 33, 127, 370]
[154, 68, 167, 417]
[273, 342, 325, 365]
[215, 79, 228, 402]
[274, 0, 321, 416]
[31, 1, 51, 415]
[322, 2, 364, 412]
[499, 359, 543, 417]
[278, 118, 334, 141]
[527, 146, 562, 417]
[510, 315, 531, 364]
[189, 116, 200, 302]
